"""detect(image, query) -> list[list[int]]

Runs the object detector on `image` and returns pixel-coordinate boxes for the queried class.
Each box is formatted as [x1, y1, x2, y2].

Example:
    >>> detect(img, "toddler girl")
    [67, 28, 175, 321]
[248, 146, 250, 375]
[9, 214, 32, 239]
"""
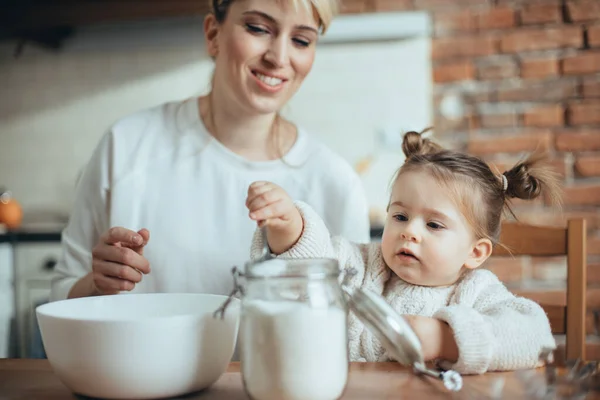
[244, 130, 561, 375]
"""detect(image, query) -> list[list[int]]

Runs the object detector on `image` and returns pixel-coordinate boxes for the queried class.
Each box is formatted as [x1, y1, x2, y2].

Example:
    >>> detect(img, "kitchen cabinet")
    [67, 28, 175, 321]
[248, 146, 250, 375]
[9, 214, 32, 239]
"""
[0, 241, 13, 358]
[3, 1, 211, 32]
[13, 243, 61, 358]
[1, 0, 211, 48]
[1, 0, 369, 47]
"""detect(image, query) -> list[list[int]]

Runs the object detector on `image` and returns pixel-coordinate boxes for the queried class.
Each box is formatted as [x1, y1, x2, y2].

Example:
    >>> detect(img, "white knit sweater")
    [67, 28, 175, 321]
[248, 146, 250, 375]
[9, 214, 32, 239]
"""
[250, 201, 557, 375]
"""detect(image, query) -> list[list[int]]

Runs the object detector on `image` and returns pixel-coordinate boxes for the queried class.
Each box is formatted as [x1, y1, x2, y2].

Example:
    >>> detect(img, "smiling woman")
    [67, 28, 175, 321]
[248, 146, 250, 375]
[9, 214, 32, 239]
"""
[49, 0, 370, 302]
[201, 0, 327, 153]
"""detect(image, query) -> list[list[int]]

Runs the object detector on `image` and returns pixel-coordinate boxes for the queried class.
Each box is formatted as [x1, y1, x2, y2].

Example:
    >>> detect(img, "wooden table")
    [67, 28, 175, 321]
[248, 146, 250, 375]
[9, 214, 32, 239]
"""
[1, 359, 598, 399]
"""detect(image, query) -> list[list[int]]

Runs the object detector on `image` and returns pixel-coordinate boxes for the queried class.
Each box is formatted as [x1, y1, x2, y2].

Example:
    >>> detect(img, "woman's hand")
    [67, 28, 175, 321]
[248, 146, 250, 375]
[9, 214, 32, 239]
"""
[246, 181, 303, 255]
[90, 227, 151, 295]
[403, 315, 459, 363]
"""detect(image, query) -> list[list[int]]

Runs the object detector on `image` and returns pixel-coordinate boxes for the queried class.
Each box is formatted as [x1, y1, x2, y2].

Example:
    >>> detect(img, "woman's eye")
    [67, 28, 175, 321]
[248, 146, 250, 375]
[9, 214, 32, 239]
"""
[427, 222, 444, 230]
[293, 38, 311, 47]
[394, 214, 408, 222]
[246, 24, 268, 34]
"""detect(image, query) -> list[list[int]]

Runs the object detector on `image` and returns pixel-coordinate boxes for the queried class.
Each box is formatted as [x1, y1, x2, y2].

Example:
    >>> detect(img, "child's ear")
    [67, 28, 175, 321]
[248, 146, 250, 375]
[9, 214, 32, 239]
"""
[464, 238, 493, 270]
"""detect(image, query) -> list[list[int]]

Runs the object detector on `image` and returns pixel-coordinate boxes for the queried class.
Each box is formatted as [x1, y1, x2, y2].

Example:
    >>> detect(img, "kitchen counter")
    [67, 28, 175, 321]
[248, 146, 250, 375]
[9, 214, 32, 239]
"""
[0, 222, 64, 244]
[1, 359, 593, 399]
[0, 223, 383, 244]
[0, 221, 66, 359]
[0, 228, 384, 244]
[0, 230, 62, 244]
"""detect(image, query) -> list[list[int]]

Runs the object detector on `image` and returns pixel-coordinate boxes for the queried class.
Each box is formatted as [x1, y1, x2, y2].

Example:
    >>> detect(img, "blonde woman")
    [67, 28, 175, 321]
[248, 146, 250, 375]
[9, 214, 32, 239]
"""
[50, 0, 369, 301]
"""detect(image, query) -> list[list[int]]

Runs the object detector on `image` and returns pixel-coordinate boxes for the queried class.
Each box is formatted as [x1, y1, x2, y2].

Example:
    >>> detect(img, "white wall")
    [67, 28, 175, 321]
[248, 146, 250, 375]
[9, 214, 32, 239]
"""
[0, 18, 213, 217]
[284, 38, 432, 211]
[0, 16, 431, 219]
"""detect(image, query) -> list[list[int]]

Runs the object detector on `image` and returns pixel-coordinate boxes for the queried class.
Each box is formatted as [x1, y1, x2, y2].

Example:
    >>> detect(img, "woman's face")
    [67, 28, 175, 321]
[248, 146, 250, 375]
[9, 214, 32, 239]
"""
[205, 0, 320, 115]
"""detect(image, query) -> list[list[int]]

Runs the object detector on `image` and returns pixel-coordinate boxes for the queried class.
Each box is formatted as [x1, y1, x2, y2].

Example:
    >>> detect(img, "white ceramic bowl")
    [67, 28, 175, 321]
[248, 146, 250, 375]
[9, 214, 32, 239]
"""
[36, 293, 240, 399]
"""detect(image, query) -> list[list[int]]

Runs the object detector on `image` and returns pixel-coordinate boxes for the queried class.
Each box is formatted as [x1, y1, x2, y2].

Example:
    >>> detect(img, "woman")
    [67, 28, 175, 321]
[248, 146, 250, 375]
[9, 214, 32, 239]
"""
[50, 0, 370, 301]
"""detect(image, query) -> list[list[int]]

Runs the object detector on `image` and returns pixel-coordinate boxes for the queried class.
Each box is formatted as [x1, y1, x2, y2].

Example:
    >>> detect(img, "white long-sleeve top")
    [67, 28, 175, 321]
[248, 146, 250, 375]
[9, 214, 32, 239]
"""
[50, 97, 370, 302]
[250, 201, 556, 375]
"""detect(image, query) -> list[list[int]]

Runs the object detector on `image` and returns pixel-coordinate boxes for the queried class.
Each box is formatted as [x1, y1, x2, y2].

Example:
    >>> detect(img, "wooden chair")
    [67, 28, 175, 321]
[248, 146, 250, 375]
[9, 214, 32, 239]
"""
[493, 218, 587, 361]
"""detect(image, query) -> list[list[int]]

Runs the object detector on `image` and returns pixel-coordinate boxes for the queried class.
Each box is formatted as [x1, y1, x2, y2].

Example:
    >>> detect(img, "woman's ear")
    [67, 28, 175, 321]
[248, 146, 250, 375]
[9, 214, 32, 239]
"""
[464, 238, 493, 270]
[204, 14, 220, 57]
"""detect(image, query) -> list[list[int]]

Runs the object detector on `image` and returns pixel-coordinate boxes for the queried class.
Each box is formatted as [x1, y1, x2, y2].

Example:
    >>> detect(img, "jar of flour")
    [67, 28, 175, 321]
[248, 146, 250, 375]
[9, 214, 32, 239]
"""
[235, 258, 348, 400]
[212, 257, 465, 397]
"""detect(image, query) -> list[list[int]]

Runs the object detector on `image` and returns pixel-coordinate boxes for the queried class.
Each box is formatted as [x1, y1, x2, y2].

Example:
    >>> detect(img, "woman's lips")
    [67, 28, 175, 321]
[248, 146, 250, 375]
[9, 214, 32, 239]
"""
[251, 70, 287, 93]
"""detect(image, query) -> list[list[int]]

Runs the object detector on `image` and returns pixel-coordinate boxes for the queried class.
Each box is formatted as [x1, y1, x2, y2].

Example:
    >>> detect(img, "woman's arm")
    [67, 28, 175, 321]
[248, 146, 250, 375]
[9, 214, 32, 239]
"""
[53, 131, 151, 300]
[50, 134, 112, 301]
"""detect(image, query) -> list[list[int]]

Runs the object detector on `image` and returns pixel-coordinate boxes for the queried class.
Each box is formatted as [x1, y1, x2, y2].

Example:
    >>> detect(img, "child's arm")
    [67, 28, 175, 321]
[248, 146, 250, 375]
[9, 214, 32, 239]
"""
[246, 182, 372, 286]
[246, 181, 304, 255]
[249, 199, 338, 261]
[431, 270, 556, 375]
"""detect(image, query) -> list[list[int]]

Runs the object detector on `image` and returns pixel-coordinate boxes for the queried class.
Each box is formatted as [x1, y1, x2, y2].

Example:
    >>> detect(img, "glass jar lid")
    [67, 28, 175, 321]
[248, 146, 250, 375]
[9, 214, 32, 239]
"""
[342, 284, 463, 391]
[343, 286, 423, 366]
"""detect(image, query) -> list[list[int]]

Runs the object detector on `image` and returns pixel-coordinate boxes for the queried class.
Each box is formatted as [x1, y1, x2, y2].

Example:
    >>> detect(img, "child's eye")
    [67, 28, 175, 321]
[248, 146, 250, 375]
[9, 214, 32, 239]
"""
[394, 214, 408, 222]
[246, 24, 269, 34]
[427, 222, 444, 230]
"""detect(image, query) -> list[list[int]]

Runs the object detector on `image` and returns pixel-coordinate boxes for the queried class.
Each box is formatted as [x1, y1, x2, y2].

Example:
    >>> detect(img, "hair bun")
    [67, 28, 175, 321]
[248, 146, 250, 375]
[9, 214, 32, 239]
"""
[504, 164, 542, 199]
[502, 152, 562, 206]
[401, 127, 440, 159]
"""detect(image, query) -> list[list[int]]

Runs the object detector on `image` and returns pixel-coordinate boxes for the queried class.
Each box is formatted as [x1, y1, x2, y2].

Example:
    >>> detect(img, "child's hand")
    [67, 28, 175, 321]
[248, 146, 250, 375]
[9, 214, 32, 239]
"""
[403, 315, 459, 363]
[246, 181, 303, 255]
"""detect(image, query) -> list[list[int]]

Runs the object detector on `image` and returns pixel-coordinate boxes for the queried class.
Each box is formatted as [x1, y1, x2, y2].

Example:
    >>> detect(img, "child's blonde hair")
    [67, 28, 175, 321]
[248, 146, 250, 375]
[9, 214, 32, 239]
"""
[393, 130, 562, 244]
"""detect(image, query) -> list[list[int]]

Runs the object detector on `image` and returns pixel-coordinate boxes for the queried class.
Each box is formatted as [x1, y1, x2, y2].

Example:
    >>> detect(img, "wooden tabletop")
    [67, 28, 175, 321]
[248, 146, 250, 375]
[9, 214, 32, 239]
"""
[0, 358, 598, 399]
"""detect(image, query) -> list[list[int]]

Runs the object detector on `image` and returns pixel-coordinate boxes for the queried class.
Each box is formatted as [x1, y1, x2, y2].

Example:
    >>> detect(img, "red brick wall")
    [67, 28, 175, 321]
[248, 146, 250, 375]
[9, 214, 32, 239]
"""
[342, 0, 600, 348]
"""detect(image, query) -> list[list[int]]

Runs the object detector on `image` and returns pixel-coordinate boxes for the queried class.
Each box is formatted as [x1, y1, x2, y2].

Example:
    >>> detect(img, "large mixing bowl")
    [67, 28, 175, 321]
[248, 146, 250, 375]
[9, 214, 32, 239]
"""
[36, 293, 239, 399]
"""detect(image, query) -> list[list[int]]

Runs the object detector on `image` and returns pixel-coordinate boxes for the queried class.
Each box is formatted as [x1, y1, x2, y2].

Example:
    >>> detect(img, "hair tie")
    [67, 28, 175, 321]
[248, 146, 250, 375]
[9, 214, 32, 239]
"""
[500, 174, 508, 192]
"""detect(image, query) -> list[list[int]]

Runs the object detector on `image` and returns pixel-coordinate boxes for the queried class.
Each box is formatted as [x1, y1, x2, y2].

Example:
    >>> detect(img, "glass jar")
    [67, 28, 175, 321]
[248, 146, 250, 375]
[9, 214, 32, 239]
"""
[212, 257, 464, 396]
[238, 258, 349, 400]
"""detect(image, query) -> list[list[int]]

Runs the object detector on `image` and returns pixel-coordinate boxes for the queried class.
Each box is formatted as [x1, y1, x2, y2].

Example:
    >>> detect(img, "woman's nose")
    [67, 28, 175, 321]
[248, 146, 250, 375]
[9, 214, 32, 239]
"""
[263, 38, 288, 68]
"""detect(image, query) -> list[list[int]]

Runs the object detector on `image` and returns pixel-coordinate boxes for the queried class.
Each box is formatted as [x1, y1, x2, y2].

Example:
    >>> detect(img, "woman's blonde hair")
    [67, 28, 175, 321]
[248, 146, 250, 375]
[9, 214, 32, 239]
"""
[210, 0, 339, 33]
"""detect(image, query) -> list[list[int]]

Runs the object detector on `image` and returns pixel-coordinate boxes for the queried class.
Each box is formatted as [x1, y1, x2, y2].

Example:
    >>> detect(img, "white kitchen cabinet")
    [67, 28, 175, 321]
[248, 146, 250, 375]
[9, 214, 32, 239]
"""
[0, 242, 13, 358]
[13, 242, 62, 358]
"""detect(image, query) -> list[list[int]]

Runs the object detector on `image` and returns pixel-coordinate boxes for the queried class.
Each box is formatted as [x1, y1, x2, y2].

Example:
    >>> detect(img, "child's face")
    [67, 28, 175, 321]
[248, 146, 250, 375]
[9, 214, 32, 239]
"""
[381, 170, 492, 287]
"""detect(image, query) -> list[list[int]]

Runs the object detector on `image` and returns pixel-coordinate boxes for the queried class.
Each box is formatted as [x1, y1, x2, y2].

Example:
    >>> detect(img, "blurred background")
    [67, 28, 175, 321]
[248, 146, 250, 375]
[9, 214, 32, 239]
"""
[0, 0, 598, 361]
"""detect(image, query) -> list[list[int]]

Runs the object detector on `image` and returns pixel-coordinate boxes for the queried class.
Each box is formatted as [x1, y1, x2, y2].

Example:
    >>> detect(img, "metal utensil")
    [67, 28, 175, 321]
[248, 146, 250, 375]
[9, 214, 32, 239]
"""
[567, 358, 583, 381]
[213, 227, 272, 319]
[413, 362, 463, 391]
[212, 266, 243, 320]
[256, 226, 273, 263]
[575, 361, 598, 382]
[539, 347, 557, 386]
[515, 348, 598, 399]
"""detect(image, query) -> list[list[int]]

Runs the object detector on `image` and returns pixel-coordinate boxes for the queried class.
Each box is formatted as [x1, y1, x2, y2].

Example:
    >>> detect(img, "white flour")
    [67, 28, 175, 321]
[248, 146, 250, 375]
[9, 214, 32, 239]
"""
[240, 300, 348, 400]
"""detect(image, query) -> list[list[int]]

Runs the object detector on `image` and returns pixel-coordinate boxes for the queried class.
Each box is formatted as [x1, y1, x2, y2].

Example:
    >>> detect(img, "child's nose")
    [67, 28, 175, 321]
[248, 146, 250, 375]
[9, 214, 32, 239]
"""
[400, 226, 421, 242]
[401, 232, 417, 242]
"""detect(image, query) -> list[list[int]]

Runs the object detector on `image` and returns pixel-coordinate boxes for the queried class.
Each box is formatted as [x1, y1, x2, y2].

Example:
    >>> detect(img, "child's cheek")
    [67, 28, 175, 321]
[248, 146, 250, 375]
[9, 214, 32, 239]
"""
[380, 233, 396, 261]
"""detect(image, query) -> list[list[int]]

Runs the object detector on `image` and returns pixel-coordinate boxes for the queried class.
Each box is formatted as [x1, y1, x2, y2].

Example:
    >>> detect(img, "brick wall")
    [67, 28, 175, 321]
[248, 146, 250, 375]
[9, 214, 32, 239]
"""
[342, 0, 600, 355]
